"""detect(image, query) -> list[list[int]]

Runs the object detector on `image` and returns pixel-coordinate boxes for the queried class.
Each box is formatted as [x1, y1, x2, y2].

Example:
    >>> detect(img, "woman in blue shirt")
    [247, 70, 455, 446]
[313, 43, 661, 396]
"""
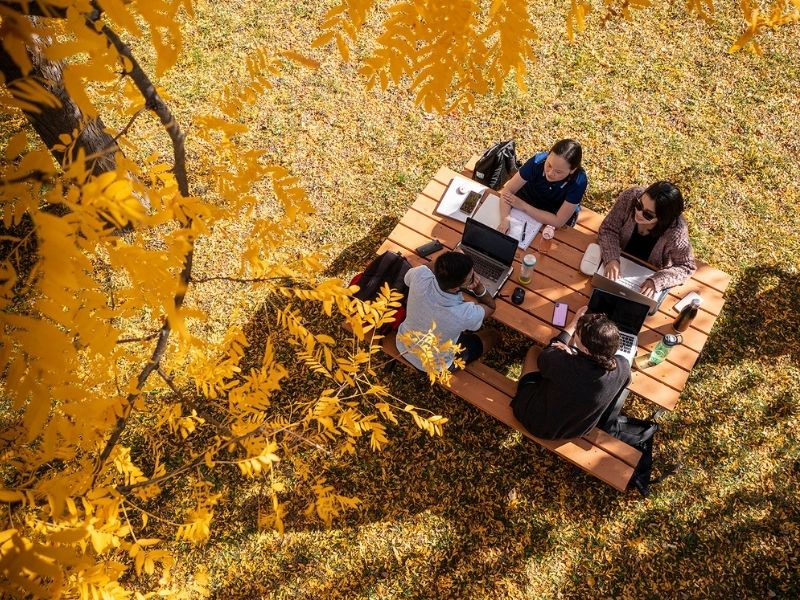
[499, 139, 588, 229]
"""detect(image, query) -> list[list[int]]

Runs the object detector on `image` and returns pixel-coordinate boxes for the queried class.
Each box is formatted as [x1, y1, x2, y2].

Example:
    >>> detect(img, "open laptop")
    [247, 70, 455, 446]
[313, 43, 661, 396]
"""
[457, 217, 517, 297]
[587, 288, 651, 363]
[592, 255, 668, 315]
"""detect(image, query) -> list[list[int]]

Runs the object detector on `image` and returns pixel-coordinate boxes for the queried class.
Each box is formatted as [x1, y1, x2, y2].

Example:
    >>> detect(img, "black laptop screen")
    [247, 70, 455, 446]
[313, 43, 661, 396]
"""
[461, 218, 518, 265]
[587, 288, 650, 335]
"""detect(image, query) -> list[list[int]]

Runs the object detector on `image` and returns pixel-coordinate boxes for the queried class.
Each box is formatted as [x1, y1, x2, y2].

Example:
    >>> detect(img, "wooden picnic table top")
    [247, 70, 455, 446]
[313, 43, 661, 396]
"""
[379, 163, 731, 412]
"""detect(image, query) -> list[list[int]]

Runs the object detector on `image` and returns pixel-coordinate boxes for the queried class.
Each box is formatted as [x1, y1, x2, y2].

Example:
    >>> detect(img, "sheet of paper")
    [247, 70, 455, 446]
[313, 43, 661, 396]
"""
[506, 208, 542, 249]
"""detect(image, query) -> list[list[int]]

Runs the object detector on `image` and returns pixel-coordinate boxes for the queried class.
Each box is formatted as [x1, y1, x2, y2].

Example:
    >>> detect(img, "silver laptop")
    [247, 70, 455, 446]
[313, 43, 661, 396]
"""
[457, 217, 517, 297]
[592, 255, 668, 315]
[587, 288, 651, 363]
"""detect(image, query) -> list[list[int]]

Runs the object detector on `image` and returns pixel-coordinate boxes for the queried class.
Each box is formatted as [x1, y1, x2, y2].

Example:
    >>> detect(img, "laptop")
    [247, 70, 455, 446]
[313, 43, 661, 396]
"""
[457, 217, 518, 298]
[587, 288, 651, 363]
[592, 255, 668, 315]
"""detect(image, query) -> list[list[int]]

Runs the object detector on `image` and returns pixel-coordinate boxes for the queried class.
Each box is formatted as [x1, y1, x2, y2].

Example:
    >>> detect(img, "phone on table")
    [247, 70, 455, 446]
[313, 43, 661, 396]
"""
[415, 239, 444, 258]
[459, 190, 482, 215]
[552, 302, 569, 328]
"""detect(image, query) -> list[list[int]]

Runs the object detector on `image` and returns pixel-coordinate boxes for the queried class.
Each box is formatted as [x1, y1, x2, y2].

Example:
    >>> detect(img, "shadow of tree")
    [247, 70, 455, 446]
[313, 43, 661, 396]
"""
[204, 265, 799, 599]
[322, 215, 399, 278]
[698, 265, 800, 365]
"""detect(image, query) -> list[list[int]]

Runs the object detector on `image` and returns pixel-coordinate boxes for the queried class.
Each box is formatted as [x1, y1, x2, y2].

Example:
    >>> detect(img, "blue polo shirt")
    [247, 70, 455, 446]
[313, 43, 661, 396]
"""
[517, 152, 588, 215]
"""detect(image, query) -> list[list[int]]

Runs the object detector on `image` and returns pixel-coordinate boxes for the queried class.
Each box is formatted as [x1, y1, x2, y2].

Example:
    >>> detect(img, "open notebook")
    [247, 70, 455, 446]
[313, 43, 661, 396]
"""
[505, 209, 542, 250]
[470, 197, 542, 250]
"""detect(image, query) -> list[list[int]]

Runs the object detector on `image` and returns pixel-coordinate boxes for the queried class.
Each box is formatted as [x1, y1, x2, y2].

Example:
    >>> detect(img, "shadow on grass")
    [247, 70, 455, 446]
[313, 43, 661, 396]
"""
[322, 215, 399, 279]
[217, 297, 648, 598]
[698, 265, 800, 366]
[210, 266, 799, 599]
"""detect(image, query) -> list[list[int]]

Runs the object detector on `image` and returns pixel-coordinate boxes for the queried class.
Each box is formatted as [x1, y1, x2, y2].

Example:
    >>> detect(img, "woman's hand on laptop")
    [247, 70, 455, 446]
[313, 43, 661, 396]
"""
[604, 260, 620, 280]
[640, 279, 657, 298]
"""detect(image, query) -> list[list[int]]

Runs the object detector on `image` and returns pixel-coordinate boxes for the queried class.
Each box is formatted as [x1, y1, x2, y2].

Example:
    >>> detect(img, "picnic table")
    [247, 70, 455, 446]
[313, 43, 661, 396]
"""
[379, 160, 731, 412]
[373, 160, 730, 491]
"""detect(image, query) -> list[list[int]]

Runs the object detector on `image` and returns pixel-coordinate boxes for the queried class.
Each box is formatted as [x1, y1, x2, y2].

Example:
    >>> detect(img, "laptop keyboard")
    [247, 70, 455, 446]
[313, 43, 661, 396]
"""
[619, 333, 635, 353]
[470, 253, 504, 281]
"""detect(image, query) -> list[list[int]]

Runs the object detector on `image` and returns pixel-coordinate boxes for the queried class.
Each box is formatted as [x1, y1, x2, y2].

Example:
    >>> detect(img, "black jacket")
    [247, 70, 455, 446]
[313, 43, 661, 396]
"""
[511, 333, 630, 440]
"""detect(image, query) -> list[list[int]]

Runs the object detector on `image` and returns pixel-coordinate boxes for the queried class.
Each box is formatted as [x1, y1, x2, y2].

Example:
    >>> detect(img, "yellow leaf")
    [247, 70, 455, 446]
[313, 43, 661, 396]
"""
[335, 32, 350, 62]
[4, 131, 28, 161]
[280, 50, 320, 69]
[48, 526, 88, 544]
[311, 31, 336, 48]
[0, 489, 25, 503]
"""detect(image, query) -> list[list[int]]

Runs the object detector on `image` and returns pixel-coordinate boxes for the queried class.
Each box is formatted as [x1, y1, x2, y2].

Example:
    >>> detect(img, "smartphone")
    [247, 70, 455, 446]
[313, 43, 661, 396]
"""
[459, 190, 482, 215]
[415, 239, 443, 258]
[552, 302, 569, 328]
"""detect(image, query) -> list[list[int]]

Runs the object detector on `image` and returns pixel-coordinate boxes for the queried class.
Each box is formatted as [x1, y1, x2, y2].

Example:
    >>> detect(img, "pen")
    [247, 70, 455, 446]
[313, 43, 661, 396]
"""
[522, 221, 527, 241]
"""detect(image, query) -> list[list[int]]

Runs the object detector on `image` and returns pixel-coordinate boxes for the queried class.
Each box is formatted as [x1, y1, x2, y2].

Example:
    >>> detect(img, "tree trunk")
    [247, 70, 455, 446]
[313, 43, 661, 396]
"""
[0, 30, 118, 176]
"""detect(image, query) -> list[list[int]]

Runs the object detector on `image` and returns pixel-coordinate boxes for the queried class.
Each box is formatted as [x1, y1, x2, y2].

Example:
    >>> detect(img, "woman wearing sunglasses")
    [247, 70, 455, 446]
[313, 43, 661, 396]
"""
[598, 181, 696, 297]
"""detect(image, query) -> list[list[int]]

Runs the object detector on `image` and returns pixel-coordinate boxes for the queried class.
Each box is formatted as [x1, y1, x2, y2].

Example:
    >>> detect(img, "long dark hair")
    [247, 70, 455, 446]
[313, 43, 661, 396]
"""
[577, 313, 619, 371]
[550, 138, 583, 173]
[638, 181, 685, 239]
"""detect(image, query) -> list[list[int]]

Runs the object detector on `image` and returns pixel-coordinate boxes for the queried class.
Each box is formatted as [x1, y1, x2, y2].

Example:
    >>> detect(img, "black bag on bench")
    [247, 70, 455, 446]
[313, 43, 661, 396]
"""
[602, 415, 658, 497]
[349, 251, 412, 333]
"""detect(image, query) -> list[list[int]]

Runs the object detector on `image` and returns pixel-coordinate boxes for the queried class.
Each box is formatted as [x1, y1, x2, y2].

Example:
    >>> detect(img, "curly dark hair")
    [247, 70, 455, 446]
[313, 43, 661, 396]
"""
[576, 313, 620, 371]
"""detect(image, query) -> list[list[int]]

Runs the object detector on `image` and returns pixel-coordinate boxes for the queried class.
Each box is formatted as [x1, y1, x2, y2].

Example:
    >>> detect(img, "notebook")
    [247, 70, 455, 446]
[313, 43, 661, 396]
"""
[592, 255, 668, 314]
[456, 218, 518, 298]
[506, 208, 542, 249]
[471, 193, 502, 229]
[587, 288, 651, 363]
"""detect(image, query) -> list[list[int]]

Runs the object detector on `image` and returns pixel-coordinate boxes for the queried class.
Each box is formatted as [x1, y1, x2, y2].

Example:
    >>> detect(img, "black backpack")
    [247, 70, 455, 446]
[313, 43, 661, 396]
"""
[473, 140, 520, 190]
[602, 415, 659, 497]
[349, 251, 412, 331]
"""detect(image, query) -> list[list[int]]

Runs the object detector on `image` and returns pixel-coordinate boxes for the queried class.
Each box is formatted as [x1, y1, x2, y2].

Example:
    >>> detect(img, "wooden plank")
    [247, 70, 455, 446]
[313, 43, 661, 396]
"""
[383, 219, 689, 408]
[468, 362, 642, 468]
[381, 333, 636, 491]
[581, 429, 642, 469]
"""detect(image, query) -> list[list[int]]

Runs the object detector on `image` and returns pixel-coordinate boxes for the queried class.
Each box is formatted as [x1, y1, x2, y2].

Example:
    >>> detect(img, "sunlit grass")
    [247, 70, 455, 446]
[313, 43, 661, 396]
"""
[9, 0, 794, 597]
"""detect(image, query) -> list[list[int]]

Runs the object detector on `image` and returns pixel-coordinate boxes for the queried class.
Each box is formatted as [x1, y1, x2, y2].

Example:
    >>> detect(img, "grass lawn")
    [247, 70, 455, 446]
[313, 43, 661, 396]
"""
[4, 0, 798, 598]
[137, 1, 798, 598]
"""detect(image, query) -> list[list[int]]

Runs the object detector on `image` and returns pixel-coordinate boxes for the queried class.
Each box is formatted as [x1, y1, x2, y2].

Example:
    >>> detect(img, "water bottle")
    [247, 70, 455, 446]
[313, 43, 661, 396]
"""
[673, 298, 700, 332]
[646, 333, 682, 366]
[519, 254, 537, 285]
[538, 225, 555, 254]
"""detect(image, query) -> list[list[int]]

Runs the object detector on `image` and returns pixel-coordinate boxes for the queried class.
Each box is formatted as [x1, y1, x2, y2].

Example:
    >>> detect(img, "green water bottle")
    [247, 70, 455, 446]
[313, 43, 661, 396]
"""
[646, 333, 682, 366]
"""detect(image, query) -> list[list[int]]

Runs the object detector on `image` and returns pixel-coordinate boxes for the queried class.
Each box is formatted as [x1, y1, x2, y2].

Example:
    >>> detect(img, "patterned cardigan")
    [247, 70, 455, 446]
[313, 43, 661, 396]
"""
[598, 187, 697, 291]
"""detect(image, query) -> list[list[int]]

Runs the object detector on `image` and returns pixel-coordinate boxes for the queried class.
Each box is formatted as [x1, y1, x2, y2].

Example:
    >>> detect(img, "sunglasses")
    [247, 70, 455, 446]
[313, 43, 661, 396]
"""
[634, 198, 657, 221]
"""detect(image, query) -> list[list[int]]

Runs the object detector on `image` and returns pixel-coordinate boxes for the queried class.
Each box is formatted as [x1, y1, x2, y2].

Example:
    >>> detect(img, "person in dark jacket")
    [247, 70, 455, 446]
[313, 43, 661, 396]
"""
[511, 306, 630, 440]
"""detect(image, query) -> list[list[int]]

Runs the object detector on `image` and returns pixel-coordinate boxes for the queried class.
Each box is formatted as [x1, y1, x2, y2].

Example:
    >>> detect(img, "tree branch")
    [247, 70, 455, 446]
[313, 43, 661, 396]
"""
[190, 275, 292, 284]
[90, 11, 195, 482]
[155, 366, 248, 455]
[115, 332, 159, 344]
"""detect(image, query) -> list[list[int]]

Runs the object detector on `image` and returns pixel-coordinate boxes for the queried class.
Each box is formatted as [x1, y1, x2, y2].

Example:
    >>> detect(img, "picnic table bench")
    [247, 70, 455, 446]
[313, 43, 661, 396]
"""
[373, 158, 730, 491]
